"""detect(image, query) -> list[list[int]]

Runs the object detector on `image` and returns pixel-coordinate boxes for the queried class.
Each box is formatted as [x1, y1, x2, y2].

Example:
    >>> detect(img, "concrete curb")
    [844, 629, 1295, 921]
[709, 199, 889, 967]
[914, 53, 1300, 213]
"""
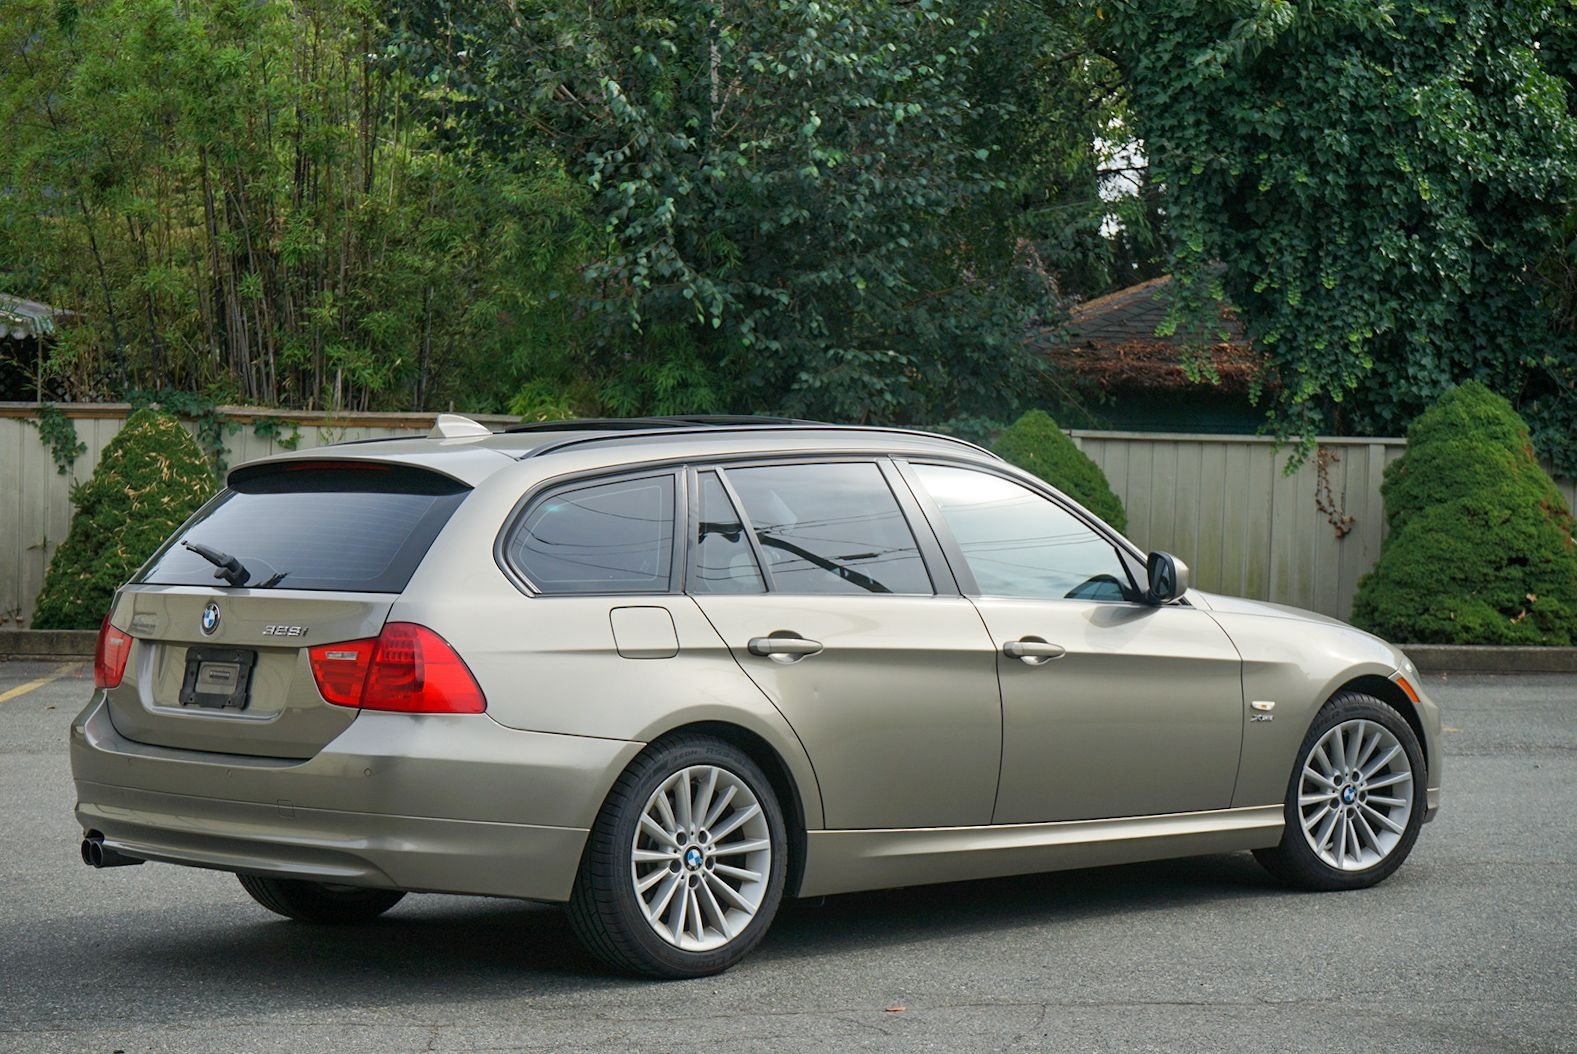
[0, 630, 99, 661]
[1400, 645, 1577, 675]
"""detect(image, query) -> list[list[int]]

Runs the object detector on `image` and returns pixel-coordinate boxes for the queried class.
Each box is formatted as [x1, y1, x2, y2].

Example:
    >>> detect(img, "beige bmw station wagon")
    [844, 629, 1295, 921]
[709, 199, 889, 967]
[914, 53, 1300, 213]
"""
[72, 416, 1441, 977]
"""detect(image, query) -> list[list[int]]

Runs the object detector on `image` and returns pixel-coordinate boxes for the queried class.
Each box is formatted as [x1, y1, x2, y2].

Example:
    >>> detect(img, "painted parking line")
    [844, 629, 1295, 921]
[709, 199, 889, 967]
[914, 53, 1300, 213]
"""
[0, 662, 84, 705]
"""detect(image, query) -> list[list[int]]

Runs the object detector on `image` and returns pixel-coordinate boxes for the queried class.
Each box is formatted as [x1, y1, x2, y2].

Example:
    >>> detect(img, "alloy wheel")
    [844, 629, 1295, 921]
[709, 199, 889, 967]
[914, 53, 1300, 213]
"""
[630, 764, 773, 951]
[1297, 718, 1414, 871]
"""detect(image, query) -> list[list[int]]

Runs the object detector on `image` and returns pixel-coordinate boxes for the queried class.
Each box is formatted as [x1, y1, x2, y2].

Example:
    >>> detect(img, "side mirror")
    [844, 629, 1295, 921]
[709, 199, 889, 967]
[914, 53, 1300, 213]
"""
[1145, 551, 1189, 604]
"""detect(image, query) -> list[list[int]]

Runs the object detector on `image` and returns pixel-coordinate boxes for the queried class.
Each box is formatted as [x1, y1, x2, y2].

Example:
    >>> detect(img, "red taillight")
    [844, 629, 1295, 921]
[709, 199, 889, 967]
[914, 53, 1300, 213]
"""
[94, 615, 133, 690]
[308, 623, 484, 714]
[308, 638, 376, 706]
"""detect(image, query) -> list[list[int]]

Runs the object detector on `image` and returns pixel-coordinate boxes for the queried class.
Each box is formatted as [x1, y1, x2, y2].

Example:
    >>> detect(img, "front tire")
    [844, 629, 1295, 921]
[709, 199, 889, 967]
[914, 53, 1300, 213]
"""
[238, 874, 406, 922]
[1255, 692, 1426, 891]
[568, 734, 788, 978]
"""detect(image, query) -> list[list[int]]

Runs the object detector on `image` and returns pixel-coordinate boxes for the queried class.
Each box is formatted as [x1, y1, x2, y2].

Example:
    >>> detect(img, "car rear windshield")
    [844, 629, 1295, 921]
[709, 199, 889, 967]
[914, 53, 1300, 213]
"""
[136, 462, 470, 593]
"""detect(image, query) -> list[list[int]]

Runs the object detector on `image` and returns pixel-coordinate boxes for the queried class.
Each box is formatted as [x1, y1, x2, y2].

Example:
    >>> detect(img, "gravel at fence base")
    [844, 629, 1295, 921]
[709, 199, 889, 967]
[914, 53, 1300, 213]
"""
[3, 628, 1575, 675]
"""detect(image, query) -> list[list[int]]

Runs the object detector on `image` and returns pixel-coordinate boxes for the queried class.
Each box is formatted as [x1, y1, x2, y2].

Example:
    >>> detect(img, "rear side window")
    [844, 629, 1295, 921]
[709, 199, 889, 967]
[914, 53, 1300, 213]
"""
[137, 463, 469, 593]
[725, 463, 932, 595]
[506, 474, 676, 594]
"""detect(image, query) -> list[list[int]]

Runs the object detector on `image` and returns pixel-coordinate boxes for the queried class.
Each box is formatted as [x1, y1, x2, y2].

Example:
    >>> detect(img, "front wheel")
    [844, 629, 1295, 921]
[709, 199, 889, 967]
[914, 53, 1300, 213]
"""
[1255, 692, 1426, 891]
[238, 874, 405, 922]
[568, 735, 788, 978]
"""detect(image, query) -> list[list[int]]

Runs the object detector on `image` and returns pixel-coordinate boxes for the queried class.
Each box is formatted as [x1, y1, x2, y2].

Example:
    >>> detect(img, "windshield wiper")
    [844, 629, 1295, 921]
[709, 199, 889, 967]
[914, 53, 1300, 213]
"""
[182, 540, 251, 587]
[756, 533, 892, 593]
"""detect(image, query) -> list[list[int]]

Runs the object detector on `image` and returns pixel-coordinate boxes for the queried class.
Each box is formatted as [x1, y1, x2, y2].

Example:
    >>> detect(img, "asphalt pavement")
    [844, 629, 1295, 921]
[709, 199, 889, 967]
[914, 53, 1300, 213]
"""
[1, 662, 1573, 1053]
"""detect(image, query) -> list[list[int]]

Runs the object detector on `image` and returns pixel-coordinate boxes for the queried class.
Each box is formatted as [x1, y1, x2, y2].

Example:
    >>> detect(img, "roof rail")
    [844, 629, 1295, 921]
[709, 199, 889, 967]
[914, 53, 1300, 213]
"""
[501, 414, 815, 434]
[517, 422, 997, 461]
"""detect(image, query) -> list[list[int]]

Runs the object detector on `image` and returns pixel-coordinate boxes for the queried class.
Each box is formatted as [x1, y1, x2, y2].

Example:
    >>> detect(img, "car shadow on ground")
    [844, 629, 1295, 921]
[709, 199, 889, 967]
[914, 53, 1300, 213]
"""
[760, 850, 1281, 963]
[21, 851, 1285, 1018]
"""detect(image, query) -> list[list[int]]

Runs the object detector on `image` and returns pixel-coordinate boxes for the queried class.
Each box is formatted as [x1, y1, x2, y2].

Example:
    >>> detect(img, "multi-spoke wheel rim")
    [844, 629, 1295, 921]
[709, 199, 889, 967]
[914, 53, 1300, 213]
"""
[631, 765, 772, 952]
[1298, 718, 1414, 871]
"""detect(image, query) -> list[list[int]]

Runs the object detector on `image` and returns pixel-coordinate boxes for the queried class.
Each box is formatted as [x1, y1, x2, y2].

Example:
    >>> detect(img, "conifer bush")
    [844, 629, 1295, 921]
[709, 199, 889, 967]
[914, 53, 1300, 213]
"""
[1351, 383, 1577, 644]
[993, 410, 1128, 533]
[31, 410, 217, 630]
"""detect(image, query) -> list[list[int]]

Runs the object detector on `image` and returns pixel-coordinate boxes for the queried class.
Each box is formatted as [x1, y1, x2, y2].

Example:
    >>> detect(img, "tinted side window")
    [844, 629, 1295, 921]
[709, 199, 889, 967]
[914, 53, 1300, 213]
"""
[913, 464, 1136, 602]
[689, 471, 766, 594]
[726, 463, 932, 595]
[507, 475, 675, 594]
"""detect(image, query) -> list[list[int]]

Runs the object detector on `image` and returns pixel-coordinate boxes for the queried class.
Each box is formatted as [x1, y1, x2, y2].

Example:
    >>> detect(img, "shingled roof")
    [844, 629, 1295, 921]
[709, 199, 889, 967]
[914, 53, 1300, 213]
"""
[1036, 274, 1263, 394]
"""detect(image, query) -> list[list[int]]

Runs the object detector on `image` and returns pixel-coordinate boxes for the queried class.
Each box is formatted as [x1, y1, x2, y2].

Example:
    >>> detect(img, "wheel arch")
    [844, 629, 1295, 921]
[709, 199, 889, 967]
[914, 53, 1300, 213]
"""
[1328, 674, 1430, 781]
[640, 720, 813, 899]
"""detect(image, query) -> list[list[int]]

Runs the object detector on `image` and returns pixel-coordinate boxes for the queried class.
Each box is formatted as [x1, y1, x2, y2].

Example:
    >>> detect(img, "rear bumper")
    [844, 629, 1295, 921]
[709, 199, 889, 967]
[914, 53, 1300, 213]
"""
[71, 696, 644, 902]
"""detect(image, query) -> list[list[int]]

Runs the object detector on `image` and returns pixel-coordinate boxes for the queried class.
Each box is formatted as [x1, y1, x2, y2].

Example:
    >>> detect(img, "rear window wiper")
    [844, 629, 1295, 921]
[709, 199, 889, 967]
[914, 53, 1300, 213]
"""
[182, 540, 251, 587]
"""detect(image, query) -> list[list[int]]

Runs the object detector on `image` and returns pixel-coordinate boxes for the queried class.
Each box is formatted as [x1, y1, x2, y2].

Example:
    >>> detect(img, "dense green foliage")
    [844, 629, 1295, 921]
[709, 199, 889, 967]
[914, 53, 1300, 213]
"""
[8, 0, 1577, 461]
[5, 0, 1143, 423]
[31, 410, 218, 629]
[1352, 384, 1577, 644]
[0, 0, 590, 411]
[993, 410, 1127, 532]
[1099, 0, 1577, 470]
[391, 0, 1067, 424]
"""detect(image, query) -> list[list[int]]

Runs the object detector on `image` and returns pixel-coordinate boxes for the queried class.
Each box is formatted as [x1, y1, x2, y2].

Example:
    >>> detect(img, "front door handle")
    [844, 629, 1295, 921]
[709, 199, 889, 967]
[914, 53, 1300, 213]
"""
[748, 635, 824, 662]
[1003, 638, 1066, 665]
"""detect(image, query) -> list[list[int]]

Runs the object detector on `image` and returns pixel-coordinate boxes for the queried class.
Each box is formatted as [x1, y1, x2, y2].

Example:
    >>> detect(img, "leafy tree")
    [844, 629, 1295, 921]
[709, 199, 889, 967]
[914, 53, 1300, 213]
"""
[391, 0, 1063, 424]
[1352, 383, 1577, 644]
[32, 409, 217, 629]
[0, 0, 589, 412]
[972, 2, 1163, 301]
[1097, 0, 1577, 470]
[994, 409, 1127, 531]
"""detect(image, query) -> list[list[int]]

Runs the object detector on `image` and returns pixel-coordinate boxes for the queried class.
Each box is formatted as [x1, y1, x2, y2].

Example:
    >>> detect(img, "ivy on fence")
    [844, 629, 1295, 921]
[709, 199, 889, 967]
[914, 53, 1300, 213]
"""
[25, 398, 309, 478]
[24, 404, 87, 476]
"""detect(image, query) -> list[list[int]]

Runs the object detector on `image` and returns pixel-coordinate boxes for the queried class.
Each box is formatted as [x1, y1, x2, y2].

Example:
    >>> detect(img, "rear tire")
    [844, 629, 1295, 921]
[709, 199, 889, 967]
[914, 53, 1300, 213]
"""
[238, 874, 405, 923]
[1254, 692, 1426, 891]
[568, 734, 788, 978]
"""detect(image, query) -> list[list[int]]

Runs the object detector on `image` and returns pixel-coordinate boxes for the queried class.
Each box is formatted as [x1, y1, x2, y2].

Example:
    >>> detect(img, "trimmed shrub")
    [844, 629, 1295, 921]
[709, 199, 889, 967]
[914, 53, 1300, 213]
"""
[31, 410, 218, 630]
[994, 410, 1128, 533]
[1351, 383, 1577, 644]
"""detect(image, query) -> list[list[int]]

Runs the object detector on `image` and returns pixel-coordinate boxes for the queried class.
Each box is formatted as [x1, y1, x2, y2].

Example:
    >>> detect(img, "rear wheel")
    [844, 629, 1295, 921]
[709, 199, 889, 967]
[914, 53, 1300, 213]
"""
[238, 874, 405, 923]
[1255, 692, 1425, 891]
[568, 734, 788, 978]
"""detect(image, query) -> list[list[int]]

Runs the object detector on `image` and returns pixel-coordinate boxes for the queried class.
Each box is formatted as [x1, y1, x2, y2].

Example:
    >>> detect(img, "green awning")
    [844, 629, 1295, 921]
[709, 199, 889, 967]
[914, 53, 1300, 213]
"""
[0, 294, 62, 340]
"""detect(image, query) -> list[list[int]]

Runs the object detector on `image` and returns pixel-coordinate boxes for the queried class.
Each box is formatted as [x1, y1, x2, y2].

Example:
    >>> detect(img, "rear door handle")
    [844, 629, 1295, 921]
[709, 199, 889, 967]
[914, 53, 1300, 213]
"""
[748, 635, 824, 661]
[1003, 638, 1066, 665]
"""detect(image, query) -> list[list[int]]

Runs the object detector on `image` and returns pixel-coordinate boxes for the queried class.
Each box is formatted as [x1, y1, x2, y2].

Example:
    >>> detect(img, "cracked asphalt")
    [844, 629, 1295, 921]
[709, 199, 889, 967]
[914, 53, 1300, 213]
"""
[1, 662, 1574, 1053]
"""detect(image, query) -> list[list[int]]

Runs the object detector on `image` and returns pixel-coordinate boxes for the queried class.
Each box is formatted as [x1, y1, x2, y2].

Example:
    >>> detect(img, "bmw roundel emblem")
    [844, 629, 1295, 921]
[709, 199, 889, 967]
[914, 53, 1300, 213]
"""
[684, 847, 703, 871]
[201, 602, 221, 636]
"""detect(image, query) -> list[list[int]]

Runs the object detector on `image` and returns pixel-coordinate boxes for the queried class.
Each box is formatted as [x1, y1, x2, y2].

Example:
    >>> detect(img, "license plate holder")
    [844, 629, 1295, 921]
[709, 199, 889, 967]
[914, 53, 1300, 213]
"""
[179, 647, 257, 710]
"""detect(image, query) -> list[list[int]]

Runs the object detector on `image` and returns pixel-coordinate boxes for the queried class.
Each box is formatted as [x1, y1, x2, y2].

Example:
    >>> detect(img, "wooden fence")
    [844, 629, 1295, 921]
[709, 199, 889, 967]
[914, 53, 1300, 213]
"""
[1071, 432, 1576, 619]
[3, 405, 1574, 626]
[1075, 433, 1396, 622]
